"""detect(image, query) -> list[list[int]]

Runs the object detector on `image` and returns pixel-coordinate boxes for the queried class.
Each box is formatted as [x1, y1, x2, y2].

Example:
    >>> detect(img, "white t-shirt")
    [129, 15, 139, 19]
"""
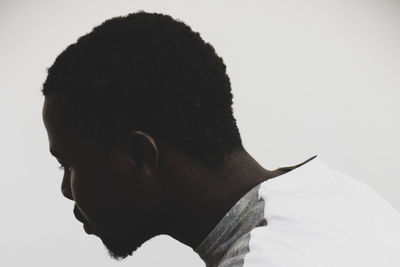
[195, 155, 400, 267]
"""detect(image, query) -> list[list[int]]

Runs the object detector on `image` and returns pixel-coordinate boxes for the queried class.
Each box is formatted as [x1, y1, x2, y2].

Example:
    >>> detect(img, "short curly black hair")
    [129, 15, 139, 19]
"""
[42, 11, 244, 170]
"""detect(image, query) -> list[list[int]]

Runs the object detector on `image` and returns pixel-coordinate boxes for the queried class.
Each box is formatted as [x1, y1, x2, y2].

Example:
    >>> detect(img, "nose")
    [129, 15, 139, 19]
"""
[61, 171, 74, 201]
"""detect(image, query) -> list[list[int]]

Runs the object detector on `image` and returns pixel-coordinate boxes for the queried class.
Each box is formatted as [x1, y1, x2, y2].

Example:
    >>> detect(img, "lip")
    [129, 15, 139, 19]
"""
[83, 223, 94, 235]
[73, 205, 96, 235]
[73, 205, 86, 224]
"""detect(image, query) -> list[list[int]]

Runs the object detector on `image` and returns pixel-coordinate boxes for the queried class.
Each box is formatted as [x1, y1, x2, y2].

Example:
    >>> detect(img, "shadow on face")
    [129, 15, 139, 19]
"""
[42, 93, 169, 260]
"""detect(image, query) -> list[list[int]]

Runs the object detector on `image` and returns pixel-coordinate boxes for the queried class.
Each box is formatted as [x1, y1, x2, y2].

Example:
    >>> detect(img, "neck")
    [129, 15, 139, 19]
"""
[160, 148, 284, 249]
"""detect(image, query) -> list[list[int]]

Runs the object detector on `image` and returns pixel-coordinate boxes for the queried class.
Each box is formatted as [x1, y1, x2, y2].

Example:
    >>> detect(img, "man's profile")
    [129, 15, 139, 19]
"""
[42, 11, 400, 267]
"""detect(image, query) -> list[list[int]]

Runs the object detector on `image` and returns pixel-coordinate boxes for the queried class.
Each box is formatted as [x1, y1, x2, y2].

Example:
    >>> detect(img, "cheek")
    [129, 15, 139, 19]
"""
[70, 168, 131, 227]
[70, 170, 106, 222]
[68, 158, 164, 234]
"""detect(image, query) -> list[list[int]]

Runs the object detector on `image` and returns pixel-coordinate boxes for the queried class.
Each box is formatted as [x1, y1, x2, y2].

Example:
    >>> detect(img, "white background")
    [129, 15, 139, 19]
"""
[1, 0, 399, 266]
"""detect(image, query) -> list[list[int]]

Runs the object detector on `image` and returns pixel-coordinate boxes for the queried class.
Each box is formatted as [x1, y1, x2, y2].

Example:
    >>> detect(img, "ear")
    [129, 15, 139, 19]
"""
[126, 130, 159, 181]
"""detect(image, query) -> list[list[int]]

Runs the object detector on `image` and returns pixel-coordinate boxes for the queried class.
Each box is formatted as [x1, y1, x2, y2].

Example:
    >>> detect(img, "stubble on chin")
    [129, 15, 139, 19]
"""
[97, 232, 145, 261]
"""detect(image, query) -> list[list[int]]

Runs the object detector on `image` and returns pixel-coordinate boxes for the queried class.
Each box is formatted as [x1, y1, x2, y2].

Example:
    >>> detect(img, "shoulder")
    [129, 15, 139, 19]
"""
[218, 226, 317, 267]
[217, 231, 250, 267]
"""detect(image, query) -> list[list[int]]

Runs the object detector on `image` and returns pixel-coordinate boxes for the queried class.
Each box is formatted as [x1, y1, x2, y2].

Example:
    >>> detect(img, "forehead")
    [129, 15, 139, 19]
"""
[42, 94, 78, 156]
[43, 94, 108, 161]
[43, 94, 63, 127]
[43, 94, 69, 134]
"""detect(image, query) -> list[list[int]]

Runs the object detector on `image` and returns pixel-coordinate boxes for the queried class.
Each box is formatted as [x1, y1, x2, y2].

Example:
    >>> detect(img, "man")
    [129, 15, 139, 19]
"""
[42, 11, 400, 267]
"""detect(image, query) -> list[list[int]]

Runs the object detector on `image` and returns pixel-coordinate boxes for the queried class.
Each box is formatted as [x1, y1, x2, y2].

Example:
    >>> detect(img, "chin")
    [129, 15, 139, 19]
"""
[91, 216, 159, 261]
[96, 229, 148, 261]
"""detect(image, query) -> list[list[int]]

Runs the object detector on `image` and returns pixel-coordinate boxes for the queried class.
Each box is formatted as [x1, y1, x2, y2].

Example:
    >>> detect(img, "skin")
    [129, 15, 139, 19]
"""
[42, 93, 292, 260]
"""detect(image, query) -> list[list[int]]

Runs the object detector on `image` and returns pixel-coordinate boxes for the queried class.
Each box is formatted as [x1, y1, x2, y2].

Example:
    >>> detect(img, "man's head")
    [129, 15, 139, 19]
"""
[42, 11, 243, 260]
